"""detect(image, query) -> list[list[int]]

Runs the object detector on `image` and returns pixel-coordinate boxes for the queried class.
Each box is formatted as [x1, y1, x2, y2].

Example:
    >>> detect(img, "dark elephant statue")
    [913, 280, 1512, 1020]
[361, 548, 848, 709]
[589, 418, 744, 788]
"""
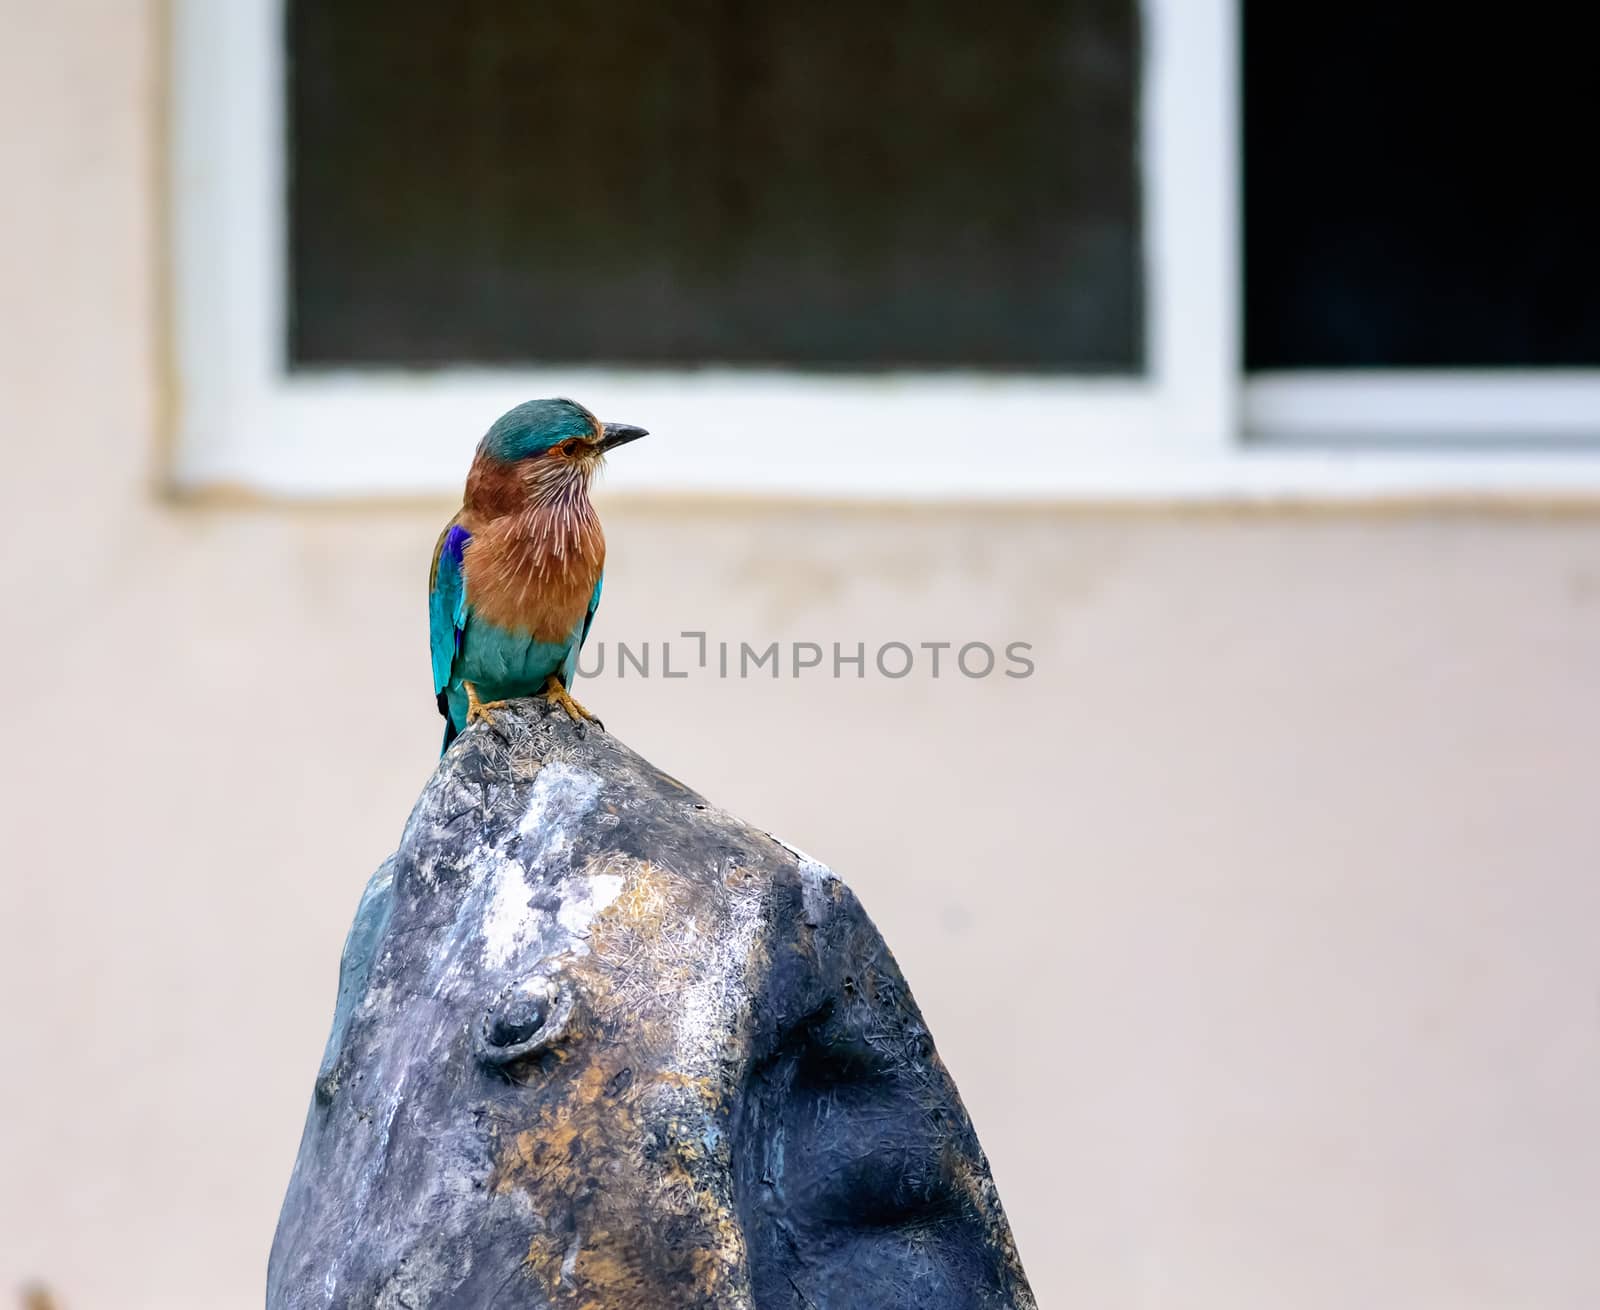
[268, 701, 1035, 1308]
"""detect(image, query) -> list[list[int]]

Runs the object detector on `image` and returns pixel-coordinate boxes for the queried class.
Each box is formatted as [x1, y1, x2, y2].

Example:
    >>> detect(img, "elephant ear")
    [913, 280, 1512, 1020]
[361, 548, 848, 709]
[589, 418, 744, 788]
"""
[429, 518, 471, 705]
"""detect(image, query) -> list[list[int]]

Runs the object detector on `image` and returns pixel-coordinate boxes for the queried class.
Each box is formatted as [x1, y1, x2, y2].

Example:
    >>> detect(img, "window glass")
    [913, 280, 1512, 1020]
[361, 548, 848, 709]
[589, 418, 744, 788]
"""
[288, 0, 1143, 371]
[1245, 2, 1600, 370]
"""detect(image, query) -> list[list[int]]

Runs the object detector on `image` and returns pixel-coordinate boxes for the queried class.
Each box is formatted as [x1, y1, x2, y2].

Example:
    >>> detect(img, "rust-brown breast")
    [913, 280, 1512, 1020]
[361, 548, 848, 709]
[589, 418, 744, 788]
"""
[461, 505, 605, 643]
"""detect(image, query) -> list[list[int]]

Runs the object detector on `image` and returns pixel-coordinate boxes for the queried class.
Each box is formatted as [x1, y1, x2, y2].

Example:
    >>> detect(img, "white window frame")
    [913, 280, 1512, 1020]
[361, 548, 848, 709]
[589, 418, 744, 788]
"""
[170, 0, 1600, 501]
[1245, 372, 1600, 447]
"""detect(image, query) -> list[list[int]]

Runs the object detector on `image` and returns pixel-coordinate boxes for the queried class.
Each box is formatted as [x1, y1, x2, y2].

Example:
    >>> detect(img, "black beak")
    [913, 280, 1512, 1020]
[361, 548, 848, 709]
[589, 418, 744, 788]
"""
[599, 421, 649, 452]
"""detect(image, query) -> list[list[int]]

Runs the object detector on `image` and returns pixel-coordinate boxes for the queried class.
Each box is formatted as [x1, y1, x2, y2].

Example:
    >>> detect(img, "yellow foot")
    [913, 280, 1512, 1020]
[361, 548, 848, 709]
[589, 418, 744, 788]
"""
[463, 681, 513, 730]
[542, 675, 602, 729]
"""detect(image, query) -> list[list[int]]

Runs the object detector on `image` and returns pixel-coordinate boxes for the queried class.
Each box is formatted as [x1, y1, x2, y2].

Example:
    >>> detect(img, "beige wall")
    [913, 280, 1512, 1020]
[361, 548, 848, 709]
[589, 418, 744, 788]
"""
[4, 5, 1599, 1308]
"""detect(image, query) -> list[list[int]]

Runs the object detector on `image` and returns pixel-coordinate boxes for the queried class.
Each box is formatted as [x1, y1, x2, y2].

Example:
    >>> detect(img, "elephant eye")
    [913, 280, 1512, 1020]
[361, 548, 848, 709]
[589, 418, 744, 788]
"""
[477, 975, 572, 1068]
[486, 991, 546, 1048]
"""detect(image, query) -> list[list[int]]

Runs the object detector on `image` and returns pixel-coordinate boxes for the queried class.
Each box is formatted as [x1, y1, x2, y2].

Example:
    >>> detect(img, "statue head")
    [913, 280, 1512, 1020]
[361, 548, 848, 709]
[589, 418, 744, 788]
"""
[269, 707, 1033, 1308]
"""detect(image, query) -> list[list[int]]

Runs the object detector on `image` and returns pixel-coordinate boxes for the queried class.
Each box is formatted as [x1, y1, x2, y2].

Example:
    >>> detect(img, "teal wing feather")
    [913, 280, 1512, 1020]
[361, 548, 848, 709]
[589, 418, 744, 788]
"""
[429, 517, 471, 710]
[560, 572, 603, 688]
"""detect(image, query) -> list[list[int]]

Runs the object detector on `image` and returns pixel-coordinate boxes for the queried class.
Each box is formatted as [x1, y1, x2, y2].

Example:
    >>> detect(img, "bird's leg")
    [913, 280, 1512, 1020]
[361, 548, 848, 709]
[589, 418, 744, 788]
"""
[464, 681, 513, 730]
[542, 674, 602, 730]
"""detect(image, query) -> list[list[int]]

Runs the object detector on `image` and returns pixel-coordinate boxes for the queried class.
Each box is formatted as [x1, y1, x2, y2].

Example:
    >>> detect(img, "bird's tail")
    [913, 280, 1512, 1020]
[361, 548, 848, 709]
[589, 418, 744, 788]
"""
[438, 692, 458, 755]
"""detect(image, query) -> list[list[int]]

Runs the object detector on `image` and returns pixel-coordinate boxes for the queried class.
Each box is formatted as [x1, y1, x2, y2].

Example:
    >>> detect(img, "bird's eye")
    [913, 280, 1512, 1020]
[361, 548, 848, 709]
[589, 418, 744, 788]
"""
[557, 439, 582, 457]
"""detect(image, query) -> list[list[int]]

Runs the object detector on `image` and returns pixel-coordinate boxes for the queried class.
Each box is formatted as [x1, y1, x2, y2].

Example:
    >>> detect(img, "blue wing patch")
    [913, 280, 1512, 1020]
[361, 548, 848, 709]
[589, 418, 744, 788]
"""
[429, 520, 471, 700]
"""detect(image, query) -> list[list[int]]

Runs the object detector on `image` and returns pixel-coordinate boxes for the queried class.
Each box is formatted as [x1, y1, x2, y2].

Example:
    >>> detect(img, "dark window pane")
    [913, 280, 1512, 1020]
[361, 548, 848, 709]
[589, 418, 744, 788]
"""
[1245, 2, 1600, 370]
[288, 0, 1141, 371]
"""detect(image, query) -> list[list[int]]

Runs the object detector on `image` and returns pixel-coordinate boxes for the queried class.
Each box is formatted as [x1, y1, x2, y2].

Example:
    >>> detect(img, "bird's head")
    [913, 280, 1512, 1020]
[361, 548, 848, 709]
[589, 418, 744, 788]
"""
[479, 397, 647, 485]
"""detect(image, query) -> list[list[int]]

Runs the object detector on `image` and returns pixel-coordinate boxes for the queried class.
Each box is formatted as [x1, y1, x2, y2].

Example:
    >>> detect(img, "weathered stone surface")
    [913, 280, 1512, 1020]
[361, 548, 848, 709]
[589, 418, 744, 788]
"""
[269, 700, 1035, 1308]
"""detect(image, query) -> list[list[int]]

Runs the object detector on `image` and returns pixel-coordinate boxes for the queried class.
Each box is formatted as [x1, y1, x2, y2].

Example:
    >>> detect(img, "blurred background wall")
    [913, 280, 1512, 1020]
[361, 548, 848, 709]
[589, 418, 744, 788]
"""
[3, 3, 1599, 1309]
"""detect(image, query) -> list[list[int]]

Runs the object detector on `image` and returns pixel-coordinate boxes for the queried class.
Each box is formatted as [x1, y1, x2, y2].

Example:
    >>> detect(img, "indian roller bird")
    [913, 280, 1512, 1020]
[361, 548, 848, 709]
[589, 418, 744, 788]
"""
[429, 397, 647, 752]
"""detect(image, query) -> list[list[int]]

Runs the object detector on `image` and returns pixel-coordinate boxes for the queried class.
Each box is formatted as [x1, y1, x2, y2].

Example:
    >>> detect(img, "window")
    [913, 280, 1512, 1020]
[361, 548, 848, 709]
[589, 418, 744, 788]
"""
[289, 0, 1143, 373]
[1243, 0, 1600, 446]
[171, 0, 1599, 498]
